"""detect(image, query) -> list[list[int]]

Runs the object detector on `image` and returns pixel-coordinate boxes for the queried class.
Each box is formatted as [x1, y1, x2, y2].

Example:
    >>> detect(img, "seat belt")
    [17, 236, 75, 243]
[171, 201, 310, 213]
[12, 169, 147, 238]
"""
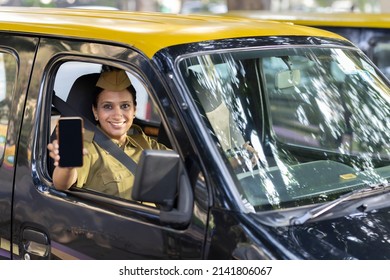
[52, 95, 138, 174]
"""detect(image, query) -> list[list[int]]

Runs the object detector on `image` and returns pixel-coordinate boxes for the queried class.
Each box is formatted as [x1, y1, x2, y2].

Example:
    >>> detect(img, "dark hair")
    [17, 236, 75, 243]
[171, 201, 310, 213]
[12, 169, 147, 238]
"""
[92, 84, 137, 108]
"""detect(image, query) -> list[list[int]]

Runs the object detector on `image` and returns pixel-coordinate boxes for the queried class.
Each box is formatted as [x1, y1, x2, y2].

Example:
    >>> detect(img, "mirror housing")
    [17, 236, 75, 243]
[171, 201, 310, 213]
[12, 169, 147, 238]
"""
[132, 150, 193, 226]
[132, 150, 179, 209]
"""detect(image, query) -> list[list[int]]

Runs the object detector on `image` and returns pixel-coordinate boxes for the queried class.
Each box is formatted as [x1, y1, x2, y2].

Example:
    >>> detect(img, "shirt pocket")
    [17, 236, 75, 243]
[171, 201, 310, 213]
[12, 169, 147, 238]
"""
[101, 169, 132, 198]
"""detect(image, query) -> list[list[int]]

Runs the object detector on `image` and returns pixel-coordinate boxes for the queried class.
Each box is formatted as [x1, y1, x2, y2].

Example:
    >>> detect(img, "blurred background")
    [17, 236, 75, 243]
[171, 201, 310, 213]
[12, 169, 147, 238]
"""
[0, 0, 388, 13]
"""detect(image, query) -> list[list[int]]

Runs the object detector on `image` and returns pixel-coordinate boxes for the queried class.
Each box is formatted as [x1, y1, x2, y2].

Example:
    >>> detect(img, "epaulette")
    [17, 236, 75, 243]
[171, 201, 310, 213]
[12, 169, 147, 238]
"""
[128, 124, 143, 135]
[128, 124, 150, 150]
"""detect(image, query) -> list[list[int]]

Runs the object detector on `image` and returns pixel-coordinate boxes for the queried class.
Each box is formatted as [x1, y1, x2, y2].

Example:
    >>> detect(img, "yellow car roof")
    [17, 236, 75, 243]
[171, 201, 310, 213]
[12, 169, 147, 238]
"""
[223, 11, 390, 29]
[0, 7, 346, 58]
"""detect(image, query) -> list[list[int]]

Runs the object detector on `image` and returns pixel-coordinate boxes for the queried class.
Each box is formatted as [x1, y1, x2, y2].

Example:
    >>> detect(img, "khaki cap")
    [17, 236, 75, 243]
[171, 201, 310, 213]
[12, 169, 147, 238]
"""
[96, 70, 131, 91]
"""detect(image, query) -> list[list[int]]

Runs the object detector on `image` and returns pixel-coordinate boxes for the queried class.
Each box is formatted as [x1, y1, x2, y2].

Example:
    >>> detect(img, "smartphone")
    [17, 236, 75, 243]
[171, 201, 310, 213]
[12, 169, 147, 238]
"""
[57, 117, 84, 167]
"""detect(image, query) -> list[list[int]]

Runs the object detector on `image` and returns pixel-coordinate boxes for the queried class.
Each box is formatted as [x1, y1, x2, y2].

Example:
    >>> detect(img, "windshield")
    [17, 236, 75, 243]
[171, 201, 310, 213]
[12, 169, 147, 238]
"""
[178, 46, 390, 212]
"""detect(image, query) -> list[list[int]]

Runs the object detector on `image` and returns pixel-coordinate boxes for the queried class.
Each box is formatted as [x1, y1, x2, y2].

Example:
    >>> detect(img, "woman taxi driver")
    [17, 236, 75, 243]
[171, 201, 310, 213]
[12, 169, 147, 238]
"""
[47, 69, 169, 199]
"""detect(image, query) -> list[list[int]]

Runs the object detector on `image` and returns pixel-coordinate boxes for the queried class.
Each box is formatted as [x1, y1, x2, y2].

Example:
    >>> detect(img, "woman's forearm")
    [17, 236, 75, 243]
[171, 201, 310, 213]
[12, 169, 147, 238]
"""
[52, 166, 78, 190]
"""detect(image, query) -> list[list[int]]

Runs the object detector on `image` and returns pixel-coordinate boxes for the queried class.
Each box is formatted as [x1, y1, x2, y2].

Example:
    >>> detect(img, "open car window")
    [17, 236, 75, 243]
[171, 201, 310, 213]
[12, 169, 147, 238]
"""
[49, 61, 167, 202]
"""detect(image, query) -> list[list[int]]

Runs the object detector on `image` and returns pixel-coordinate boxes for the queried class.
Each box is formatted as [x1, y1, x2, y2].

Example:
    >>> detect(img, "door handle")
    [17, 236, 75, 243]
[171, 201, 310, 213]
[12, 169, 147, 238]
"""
[22, 228, 50, 259]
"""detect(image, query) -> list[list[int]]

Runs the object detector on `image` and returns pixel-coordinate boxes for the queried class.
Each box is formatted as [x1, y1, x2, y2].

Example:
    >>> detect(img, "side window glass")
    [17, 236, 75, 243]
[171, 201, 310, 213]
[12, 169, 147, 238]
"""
[0, 52, 17, 167]
[49, 61, 169, 202]
[371, 40, 390, 80]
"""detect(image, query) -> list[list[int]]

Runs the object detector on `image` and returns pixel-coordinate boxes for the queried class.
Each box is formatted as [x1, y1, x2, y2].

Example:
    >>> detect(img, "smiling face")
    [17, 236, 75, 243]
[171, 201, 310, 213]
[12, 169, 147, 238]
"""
[92, 89, 136, 143]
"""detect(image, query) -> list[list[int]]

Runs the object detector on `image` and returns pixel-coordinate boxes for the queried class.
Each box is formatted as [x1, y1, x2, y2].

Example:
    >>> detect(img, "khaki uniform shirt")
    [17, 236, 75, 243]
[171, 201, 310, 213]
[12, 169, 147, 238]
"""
[75, 125, 168, 199]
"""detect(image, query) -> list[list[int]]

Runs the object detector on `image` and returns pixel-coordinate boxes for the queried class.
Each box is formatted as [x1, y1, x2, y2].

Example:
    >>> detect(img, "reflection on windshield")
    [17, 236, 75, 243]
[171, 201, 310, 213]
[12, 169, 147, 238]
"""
[179, 46, 390, 212]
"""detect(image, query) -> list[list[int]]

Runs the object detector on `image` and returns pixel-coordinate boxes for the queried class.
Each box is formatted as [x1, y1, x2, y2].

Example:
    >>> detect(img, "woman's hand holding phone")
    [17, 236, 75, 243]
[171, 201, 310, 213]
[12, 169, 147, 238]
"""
[53, 117, 84, 167]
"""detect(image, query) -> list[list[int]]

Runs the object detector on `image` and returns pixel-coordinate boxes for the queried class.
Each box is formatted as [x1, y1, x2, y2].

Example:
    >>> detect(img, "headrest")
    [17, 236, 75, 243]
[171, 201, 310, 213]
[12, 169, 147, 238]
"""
[66, 73, 100, 124]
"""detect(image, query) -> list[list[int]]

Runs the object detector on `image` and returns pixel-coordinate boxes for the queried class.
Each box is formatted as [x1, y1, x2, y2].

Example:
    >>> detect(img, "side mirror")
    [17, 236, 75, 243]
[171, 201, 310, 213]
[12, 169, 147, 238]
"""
[132, 150, 193, 227]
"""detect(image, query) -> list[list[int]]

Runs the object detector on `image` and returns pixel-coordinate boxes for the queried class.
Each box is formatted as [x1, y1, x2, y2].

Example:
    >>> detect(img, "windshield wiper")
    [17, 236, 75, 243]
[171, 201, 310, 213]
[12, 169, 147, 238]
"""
[290, 182, 390, 225]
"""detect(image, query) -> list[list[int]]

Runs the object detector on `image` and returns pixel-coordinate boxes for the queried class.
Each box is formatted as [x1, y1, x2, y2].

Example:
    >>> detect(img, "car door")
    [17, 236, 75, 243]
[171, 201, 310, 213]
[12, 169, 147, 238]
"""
[0, 34, 37, 259]
[12, 38, 210, 259]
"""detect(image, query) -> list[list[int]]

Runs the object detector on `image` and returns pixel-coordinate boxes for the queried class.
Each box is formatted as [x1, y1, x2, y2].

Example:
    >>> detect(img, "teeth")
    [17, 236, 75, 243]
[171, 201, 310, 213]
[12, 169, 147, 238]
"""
[110, 122, 123, 127]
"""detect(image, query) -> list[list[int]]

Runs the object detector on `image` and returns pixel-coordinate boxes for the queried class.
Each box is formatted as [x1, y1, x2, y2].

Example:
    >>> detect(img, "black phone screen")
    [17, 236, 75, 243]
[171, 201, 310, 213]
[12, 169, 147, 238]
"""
[57, 117, 83, 167]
